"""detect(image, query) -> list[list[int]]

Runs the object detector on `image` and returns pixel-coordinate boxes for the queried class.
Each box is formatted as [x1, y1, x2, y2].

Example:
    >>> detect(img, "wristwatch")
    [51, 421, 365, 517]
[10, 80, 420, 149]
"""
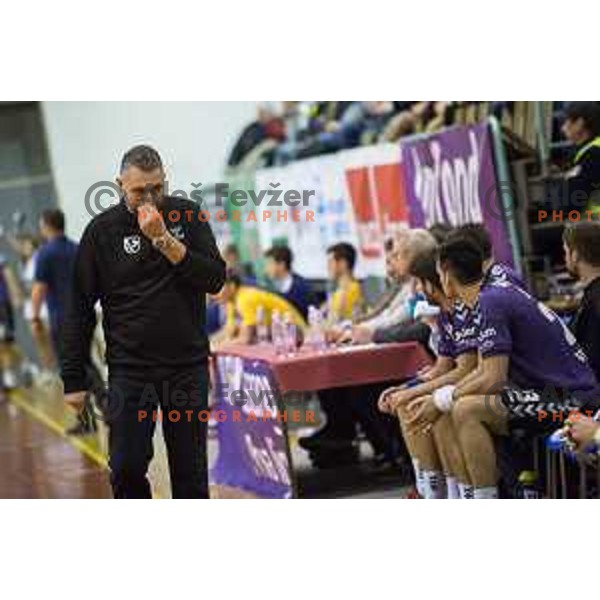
[152, 232, 174, 251]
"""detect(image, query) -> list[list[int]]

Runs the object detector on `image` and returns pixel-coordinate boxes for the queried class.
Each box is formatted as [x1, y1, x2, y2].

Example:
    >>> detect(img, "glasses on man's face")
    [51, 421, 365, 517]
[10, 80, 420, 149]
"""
[127, 189, 162, 208]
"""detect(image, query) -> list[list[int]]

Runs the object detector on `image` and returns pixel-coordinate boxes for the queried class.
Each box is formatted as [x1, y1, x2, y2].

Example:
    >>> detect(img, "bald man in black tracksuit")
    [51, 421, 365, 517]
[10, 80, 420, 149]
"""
[61, 146, 226, 498]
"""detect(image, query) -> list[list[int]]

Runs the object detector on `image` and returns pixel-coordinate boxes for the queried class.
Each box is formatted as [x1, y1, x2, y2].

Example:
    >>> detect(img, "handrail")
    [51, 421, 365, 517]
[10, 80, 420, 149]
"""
[488, 115, 523, 275]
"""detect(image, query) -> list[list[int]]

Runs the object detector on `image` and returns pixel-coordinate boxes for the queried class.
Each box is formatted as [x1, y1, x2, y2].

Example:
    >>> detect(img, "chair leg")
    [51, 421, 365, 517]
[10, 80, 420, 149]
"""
[559, 451, 567, 499]
[546, 449, 553, 498]
[578, 457, 587, 499]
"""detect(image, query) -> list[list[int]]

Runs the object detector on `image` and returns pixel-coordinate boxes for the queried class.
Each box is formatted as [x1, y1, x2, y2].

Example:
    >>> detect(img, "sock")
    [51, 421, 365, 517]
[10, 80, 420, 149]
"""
[446, 476, 459, 499]
[458, 483, 474, 499]
[423, 470, 445, 499]
[473, 486, 498, 500]
[412, 459, 425, 497]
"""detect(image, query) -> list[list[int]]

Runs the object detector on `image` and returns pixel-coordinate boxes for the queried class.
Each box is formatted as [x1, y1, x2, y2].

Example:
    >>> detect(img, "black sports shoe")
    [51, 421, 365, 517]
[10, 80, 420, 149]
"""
[298, 425, 356, 451]
[309, 445, 360, 469]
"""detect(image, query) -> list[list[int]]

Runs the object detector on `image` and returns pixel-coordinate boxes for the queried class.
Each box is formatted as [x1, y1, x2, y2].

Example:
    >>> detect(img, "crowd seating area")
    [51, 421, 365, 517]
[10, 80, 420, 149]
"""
[226, 101, 541, 172]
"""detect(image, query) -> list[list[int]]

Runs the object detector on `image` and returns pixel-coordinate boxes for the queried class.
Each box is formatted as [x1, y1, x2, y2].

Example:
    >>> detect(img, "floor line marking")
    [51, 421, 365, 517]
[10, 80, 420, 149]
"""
[8, 390, 109, 469]
[8, 389, 166, 499]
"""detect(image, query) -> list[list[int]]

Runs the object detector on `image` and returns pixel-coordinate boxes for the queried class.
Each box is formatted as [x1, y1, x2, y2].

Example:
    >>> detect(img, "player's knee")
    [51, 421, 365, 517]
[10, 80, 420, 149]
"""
[432, 415, 450, 443]
[396, 403, 408, 422]
[451, 396, 482, 428]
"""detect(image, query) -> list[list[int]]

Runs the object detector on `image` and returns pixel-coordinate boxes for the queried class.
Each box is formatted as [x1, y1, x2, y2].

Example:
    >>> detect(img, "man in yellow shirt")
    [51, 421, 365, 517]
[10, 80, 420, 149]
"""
[561, 102, 600, 215]
[212, 270, 305, 345]
[326, 242, 364, 323]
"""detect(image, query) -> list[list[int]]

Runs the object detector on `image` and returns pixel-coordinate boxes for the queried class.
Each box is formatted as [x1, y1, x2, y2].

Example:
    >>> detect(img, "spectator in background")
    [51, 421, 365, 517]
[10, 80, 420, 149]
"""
[364, 230, 438, 349]
[208, 242, 256, 337]
[348, 229, 436, 346]
[561, 228, 600, 454]
[226, 103, 285, 168]
[379, 102, 418, 143]
[222, 243, 256, 284]
[264, 245, 311, 318]
[410, 102, 436, 133]
[7, 232, 55, 378]
[561, 101, 600, 214]
[325, 242, 364, 325]
[274, 102, 303, 164]
[205, 297, 225, 337]
[31, 210, 77, 361]
[206, 242, 251, 336]
[212, 270, 305, 345]
[423, 101, 451, 133]
[563, 222, 600, 380]
[356, 102, 397, 145]
[301, 101, 353, 139]
[31, 209, 97, 435]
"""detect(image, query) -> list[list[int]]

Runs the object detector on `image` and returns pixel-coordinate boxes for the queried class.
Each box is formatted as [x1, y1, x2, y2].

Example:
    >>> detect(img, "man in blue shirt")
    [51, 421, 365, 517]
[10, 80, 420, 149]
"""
[31, 209, 78, 356]
[264, 245, 311, 318]
[31, 209, 97, 435]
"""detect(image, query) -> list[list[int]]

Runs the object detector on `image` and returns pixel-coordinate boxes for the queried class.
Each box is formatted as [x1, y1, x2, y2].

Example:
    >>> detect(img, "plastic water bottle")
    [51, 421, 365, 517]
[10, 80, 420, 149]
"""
[306, 305, 325, 352]
[271, 310, 285, 356]
[306, 306, 316, 348]
[284, 312, 297, 356]
[313, 307, 327, 352]
[256, 305, 268, 345]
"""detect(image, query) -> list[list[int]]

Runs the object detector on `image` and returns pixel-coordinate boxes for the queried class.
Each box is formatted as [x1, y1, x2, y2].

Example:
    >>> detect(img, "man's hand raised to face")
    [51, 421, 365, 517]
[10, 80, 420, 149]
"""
[137, 203, 167, 240]
[137, 202, 187, 265]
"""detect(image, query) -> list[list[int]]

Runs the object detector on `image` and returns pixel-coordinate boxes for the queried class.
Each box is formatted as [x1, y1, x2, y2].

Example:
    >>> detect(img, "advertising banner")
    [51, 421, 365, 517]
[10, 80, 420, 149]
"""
[255, 155, 358, 278]
[341, 144, 409, 268]
[401, 122, 513, 265]
[209, 355, 294, 499]
[255, 144, 409, 278]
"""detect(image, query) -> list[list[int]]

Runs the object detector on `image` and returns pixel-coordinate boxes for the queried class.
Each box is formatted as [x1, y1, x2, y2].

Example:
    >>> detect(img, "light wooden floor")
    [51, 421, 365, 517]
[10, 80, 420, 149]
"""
[2, 380, 409, 499]
[6, 380, 174, 498]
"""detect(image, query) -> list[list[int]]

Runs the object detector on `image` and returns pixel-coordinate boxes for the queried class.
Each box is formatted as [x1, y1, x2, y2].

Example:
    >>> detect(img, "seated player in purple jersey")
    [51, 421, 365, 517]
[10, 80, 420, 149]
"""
[378, 248, 479, 499]
[441, 224, 527, 398]
[430, 236, 600, 499]
[449, 223, 526, 290]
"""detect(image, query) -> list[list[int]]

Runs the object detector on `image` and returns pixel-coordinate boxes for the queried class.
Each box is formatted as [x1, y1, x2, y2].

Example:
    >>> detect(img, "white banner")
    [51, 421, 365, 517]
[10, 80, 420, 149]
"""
[255, 143, 408, 279]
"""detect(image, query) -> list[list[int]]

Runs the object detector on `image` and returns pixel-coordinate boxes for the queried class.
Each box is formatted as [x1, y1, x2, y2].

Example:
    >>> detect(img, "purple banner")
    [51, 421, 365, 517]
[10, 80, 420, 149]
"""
[209, 355, 294, 498]
[401, 122, 513, 265]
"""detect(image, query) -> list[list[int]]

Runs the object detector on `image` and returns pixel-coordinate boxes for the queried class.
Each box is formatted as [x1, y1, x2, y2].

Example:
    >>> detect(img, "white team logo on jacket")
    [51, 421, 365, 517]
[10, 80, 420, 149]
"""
[123, 235, 141, 255]
[169, 225, 185, 240]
